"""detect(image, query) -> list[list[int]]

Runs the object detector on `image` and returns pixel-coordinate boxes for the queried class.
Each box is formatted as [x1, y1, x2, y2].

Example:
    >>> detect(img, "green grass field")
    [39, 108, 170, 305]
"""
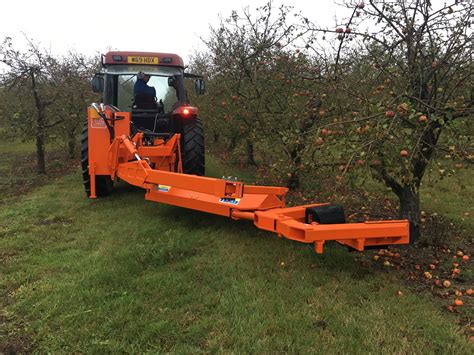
[1, 150, 473, 352]
[363, 166, 474, 234]
[420, 166, 473, 232]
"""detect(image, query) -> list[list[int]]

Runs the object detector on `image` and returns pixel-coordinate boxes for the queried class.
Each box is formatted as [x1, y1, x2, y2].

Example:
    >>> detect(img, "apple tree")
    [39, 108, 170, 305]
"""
[191, 3, 328, 188]
[303, 0, 473, 240]
[51, 52, 99, 158]
[0, 37, 62, 173]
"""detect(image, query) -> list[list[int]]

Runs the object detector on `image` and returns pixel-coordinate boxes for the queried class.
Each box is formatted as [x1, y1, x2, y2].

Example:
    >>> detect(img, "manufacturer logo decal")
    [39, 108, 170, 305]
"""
[157, 185, 171, 192]
[219, 197, 240, 205]
[91, 118, 106, 128]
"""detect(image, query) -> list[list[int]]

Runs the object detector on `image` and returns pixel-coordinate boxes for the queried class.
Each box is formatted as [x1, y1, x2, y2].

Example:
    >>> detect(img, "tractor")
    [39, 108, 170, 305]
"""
[83, 51, 205, 197]
[82, 51, 409, 254]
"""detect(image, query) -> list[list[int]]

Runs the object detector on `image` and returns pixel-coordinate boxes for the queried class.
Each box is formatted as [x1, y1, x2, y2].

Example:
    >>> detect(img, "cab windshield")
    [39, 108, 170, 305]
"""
[116, 74, 178, 112]
[105, 65, 183, 112]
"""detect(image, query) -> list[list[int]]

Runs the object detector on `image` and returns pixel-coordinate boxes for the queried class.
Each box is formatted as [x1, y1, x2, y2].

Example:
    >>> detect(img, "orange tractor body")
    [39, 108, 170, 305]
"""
[83, 51, 409, 254]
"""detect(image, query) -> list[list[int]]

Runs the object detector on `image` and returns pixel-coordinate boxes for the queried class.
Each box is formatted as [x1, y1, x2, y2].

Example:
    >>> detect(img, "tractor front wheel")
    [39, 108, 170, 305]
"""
[81, 121, 113, 197]
[181, 118, 205, 176]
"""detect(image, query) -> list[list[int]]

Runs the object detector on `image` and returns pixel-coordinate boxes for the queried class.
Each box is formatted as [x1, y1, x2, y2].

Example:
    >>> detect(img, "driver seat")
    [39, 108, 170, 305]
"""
[132, 93, 158, 110]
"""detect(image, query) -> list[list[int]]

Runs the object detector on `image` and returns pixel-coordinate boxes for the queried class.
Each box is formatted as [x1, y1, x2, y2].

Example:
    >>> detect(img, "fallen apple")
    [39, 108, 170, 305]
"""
[385, 110, 395, 118]
[315, 137, 324, 146]
[454, 299, 463, 306]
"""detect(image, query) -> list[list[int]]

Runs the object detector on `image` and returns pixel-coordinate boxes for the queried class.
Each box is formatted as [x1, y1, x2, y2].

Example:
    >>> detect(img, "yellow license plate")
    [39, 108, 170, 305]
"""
[127, 56, 159, 64]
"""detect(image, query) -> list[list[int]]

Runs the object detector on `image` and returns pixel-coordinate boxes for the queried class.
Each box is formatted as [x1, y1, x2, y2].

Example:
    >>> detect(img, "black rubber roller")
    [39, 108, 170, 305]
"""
[305, 204, 346, 224]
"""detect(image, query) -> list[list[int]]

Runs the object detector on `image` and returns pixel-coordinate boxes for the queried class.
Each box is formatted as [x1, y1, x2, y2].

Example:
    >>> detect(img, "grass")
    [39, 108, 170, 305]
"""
[420, 167, 473, 232]
[0, 139, 77, 204]
[0, 138, 37, 154]
[1, 156, 472, 352]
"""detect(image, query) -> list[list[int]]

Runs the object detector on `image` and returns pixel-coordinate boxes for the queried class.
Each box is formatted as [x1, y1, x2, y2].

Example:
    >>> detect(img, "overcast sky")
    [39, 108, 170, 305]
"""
[0, 0, 345, 62]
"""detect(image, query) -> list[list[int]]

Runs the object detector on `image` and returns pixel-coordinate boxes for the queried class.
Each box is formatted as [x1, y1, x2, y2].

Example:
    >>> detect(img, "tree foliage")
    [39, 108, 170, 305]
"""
[191, 0, 473, 241]
[0, 37, 98, 172]
[190, 3, 324, 189]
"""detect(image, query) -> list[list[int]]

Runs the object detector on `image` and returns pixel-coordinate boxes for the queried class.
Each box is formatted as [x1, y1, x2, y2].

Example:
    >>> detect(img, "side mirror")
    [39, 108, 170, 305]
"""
[91, 74, 104, 93]
[195, 78, 205, 95]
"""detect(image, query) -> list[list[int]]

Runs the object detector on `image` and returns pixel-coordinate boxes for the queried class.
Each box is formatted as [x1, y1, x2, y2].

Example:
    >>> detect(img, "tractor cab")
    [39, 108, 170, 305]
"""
[91, 51, 205, 137]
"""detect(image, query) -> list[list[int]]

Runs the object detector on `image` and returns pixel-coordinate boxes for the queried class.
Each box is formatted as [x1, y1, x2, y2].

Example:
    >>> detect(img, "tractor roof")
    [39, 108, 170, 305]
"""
[103, 51, 185, 68]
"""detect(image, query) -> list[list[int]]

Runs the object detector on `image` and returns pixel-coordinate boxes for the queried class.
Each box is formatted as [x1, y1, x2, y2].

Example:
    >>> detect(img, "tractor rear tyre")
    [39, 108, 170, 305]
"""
[81, 121, 113, 197]
[181, 118, 205, 176]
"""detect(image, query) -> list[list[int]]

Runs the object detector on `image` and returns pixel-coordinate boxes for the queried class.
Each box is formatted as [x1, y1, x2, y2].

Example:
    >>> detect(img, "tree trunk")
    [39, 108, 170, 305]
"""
[287, 170, 300, 190]
[246, 140, 256, 166]
[31, 69, 46, 174]
[36, 132, 46, 174]
[68, 131, 76, 159]
[286, 146, 303, 190]
[35, 110, 46, 174]
[376, 163, 420, 243]
[228, 135, 237, 151]
[398, 184, 420, 242]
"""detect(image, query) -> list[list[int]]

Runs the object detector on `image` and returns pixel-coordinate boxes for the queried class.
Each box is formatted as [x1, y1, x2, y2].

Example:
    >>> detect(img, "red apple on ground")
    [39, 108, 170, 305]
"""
[385, 110, 395, 118]
[315, 137, 324, 146]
